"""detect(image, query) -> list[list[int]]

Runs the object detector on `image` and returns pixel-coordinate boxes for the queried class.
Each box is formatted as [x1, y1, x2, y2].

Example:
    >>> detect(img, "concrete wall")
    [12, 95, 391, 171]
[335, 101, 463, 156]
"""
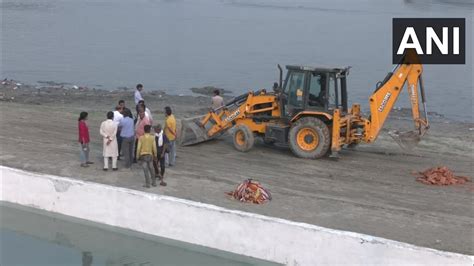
[1, 166, 472, 265]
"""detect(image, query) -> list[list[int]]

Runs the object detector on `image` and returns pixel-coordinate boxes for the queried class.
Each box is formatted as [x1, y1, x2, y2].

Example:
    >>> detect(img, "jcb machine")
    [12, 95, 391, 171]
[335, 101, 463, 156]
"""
[181, 51, 429, 159]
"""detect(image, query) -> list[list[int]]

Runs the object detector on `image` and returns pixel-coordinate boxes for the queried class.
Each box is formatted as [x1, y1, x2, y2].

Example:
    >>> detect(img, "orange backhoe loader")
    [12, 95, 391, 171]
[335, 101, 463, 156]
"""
[180, 51, 429, 159]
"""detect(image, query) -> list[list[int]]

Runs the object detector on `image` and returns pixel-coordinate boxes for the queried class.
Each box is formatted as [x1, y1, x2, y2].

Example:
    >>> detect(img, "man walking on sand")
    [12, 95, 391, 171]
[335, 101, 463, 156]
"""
[136, 100, 153, 124]
[136, 125, 157, 188]
[134, 108, 151, 162]
[119, 109, 135, 169]
[118, 99, 131, 115]
[135, 83, 144, 105]
[113, 105, 124, 160]
[153, 124, 168, 186]
[164, 106, 177, 167]
[78, 111, 93, 167]
[211, 89, 224, 110]
[100, 111, 119, 171]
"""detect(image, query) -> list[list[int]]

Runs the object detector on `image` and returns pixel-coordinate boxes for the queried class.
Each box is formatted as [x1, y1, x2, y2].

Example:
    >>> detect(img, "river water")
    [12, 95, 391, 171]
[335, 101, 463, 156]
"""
[1, 0, 472, 121]
[0, 203, 280, 265]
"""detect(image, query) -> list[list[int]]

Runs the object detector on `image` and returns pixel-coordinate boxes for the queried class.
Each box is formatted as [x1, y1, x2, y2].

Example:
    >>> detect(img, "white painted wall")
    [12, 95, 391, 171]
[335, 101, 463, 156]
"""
[1, 166, 472, 265]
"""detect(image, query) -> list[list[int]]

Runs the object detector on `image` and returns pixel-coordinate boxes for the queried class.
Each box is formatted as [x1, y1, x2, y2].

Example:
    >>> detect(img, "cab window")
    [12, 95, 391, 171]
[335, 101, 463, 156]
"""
[328, 74, 342, 109]
[285, 71, 305, 108]
[308, 73, 326, 108]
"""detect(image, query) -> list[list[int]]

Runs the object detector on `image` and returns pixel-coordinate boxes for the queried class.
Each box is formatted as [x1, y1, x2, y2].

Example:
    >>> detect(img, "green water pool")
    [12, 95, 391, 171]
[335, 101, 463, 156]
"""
[0, 202, 281, 266]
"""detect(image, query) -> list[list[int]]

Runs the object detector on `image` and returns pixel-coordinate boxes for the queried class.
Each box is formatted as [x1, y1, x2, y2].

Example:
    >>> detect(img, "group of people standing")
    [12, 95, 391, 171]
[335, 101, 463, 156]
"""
[77, 84, 177, 188]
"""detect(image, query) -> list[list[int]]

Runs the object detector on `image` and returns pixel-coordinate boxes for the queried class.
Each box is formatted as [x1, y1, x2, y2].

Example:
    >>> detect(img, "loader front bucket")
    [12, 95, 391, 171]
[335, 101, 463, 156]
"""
[388, 130, 421, 151]
[180, 116, 213, 146]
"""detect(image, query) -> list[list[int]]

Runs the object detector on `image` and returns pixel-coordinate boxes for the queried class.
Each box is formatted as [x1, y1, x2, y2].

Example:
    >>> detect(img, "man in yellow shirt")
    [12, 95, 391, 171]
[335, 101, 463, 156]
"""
[164, 106, 177, 167]
[136, 125, 157, 188]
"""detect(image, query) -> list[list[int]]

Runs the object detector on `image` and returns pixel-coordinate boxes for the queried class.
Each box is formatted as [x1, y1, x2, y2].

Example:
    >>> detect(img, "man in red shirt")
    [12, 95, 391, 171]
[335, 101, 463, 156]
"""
[78, 111, 93, 167]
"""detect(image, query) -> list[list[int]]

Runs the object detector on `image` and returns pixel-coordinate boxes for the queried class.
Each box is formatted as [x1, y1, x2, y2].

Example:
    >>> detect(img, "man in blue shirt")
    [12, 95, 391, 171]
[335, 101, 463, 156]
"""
[119, 109, 135, 169]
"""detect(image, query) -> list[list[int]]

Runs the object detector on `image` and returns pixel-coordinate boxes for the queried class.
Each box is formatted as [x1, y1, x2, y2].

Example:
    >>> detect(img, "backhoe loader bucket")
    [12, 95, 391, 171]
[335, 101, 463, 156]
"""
[180, 116, 213, 146]
[388, 130, 421, 151]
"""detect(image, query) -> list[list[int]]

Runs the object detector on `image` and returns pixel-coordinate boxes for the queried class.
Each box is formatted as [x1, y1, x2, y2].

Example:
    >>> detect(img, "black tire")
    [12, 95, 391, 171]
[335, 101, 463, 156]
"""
[233, 125, 255, 152]
[288, 117, 330, 159]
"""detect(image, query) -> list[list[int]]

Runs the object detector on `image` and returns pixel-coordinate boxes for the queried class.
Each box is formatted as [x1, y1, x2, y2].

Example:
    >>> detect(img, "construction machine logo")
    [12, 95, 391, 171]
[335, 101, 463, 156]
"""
[393, 18, 465, 64]
[408, 84, 417, 106]
[224, 109, 241, 122]
[378, 92, 392, 112]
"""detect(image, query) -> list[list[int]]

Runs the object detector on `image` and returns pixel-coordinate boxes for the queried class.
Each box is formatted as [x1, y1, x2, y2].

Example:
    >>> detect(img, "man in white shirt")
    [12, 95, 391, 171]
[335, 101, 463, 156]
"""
[113, 106, 124, 159]
[145, 106, 153, 122]
[136, 100, 153, 124]
[134, 83, 144, 105]
[113, 106, 124, 124]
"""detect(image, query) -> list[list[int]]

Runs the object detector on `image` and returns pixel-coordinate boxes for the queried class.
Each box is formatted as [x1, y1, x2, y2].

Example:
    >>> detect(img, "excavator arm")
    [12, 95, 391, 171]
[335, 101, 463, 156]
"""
[365, 52, 429, 143]
[331, 51, 430, 154]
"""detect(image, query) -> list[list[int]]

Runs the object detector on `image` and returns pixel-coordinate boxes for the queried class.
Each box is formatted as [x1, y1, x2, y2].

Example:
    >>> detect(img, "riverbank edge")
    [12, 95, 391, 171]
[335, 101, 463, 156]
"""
[1, 79, 472, 123]
[1, 166, 472, 265]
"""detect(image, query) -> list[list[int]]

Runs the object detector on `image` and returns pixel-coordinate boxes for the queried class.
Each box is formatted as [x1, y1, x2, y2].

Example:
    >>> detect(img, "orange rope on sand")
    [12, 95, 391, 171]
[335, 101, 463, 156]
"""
[415, 166, 470, 186]
[227, 179, 272, 204]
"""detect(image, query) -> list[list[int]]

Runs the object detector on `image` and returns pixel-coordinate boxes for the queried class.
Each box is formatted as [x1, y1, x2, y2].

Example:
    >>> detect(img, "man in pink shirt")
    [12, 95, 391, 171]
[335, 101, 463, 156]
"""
[134, 109, 151, 162]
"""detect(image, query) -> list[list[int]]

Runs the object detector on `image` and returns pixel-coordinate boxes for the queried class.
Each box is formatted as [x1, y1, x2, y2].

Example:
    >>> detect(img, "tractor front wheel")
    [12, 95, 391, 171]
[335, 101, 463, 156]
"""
[288, 117, 330, 159]
[233, 125, 255, 152]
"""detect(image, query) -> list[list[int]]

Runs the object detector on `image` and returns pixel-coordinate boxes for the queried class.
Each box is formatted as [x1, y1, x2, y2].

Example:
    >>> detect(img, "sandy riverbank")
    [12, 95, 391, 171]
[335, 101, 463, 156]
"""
[0, 81, 473, 254]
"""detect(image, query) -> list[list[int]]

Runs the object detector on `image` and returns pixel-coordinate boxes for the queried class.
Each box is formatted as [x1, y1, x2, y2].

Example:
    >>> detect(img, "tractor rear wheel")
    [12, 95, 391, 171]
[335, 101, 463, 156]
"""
[288, 117, 330, 159]
[233, 125, 255, 152]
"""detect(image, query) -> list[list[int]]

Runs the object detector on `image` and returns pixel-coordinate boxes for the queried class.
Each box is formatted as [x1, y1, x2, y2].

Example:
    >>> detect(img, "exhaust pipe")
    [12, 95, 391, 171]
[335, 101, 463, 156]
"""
[278, 64, 283, 89]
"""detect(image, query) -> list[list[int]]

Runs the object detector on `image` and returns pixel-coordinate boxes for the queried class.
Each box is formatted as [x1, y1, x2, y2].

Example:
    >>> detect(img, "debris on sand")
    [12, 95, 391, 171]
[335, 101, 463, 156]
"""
[116, 86, 131, 91]
[415, 166, 470, 185]
[190, 86, 231, 96]
[37, 80, 70, 86]
[2, 79, 17, 86]
[227, 179, 272, 204]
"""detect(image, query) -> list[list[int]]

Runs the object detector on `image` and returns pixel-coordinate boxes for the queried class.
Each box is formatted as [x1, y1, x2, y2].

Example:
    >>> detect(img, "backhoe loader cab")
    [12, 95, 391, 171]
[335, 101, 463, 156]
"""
[258, 65, 353, 159]
[280, 65, 350, 118]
